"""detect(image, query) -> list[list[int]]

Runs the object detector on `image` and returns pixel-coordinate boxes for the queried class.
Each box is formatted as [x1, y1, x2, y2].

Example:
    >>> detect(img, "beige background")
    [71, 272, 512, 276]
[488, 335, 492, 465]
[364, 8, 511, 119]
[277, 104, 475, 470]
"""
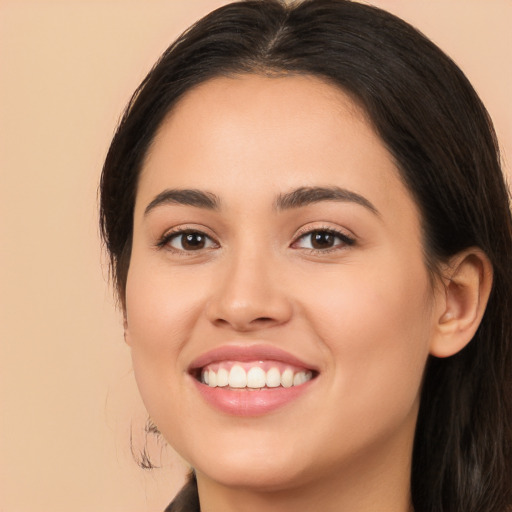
[0, 1, 510, 511]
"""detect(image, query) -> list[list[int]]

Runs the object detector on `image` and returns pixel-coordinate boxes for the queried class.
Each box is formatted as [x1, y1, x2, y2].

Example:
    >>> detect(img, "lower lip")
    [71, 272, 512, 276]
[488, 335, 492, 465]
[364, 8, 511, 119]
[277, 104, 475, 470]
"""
[191, 378, 315, 417]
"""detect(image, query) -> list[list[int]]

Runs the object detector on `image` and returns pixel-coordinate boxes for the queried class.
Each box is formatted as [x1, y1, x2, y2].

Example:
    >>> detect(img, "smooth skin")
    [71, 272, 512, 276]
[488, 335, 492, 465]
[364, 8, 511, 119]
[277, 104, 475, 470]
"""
[124, 75, 492, 512]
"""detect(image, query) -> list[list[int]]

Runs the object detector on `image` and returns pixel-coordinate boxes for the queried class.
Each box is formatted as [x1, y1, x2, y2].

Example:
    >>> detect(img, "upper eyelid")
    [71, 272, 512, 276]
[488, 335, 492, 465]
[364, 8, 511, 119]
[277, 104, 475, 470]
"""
[292, 224, 356, 241]
[161, 224, 216, 238]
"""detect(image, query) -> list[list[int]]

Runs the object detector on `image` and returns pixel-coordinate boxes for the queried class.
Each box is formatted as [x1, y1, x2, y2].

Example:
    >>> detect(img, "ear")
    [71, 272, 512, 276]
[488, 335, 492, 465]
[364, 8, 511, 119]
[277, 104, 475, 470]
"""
[430, 248, 493, 358]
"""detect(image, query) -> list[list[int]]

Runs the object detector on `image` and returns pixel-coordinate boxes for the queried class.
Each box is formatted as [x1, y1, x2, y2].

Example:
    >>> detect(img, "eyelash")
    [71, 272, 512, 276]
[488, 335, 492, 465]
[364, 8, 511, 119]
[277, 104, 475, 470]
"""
[292, 226, 356, 254]
[156, 226, 356, 255]
[156, 227, 219, 254]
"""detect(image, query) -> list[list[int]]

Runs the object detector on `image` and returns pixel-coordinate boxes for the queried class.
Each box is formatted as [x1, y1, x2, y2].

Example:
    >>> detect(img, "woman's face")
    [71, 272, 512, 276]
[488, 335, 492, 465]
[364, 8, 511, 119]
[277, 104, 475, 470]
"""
[125, 75, 443, 492]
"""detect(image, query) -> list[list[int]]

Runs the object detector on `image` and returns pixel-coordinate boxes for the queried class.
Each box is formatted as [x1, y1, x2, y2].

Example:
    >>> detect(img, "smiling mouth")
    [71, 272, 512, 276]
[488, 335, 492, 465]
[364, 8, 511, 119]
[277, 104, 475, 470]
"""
[192, 361, 317, 390]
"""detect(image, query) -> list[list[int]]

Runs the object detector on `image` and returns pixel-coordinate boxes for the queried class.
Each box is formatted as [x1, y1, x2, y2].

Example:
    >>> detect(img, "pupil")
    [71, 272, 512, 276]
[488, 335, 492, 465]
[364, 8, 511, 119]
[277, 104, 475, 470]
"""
[183, 233, 205, 250]
[312, 231, 334, 249]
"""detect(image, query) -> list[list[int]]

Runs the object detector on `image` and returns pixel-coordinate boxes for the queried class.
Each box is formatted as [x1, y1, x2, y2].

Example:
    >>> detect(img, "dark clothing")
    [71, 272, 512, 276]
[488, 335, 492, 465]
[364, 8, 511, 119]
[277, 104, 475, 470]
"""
[164, 473, 200, 512]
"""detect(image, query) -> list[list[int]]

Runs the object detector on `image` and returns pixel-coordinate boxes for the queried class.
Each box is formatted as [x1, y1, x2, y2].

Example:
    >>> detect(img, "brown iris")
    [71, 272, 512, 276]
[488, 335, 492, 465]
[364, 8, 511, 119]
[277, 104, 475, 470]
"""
[310, 231, 336, 249]
[181, 232, 207, 250]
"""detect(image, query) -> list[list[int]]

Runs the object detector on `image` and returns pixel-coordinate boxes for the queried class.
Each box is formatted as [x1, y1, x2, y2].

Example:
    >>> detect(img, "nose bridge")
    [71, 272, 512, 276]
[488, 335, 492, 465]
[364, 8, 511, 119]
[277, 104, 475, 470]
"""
[206, 238, 292, 330]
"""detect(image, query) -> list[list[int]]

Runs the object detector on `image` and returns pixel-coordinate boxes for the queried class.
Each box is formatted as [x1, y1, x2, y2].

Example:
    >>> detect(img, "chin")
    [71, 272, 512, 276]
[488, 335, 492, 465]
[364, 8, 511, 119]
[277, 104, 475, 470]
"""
[185, 433, 313, 492]
[196, 456, 310, 493]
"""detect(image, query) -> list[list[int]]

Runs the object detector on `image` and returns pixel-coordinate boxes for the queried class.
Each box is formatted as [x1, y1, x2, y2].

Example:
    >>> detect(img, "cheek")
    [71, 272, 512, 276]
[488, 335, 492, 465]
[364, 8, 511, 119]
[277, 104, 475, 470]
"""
[124, 260, 208, 416]
[300, 260, 433, 416]
[125, 261, 206, 352]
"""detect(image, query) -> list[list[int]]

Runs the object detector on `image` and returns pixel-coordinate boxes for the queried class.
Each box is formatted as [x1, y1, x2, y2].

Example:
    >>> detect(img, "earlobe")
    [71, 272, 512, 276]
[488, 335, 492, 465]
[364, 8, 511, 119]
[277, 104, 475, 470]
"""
[430, 249, 493, 358]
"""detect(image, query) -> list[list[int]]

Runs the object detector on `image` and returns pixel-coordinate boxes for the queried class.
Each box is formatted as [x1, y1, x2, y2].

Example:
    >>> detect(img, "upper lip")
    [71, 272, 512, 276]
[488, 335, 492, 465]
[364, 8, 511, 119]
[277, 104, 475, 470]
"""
[188, 343, 318, 372]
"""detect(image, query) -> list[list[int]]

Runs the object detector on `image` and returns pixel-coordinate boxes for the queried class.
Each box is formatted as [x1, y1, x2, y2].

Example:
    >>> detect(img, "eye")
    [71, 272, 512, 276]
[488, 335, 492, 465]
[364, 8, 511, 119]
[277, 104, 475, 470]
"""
[293, 229, 355, 251]
[160, 229, 218, 252]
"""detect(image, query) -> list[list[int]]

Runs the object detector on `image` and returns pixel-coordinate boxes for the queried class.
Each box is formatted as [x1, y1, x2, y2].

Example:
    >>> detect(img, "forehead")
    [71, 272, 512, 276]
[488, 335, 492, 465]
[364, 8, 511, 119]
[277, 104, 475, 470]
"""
[145, 74, 372, 174]
[137, 74, 417, 225]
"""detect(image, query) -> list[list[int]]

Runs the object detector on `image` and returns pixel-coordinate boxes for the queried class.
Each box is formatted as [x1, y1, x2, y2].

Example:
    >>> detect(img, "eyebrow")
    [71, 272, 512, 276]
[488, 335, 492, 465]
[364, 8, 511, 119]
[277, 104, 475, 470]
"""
[274, 186, 379, 215]
[144, 185, 378, 216]
[144, 188, 220, 216]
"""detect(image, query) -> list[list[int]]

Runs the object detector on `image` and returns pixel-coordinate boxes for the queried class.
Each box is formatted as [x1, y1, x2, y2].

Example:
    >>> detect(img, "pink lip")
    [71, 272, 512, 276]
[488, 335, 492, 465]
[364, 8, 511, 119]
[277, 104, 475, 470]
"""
[188, 344, 317, 371]
[188, 344, 318, 417]
[191, 379, 315, 416]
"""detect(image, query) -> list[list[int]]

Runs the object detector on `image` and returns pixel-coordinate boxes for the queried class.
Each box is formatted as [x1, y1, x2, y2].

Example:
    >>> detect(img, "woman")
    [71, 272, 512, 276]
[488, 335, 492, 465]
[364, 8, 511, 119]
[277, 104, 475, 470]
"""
[99, 1, 512, 510]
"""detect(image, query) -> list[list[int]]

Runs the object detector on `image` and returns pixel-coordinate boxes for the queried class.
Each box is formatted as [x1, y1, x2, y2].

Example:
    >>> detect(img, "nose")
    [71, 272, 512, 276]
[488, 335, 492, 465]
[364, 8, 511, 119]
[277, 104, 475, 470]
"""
[205, 250, 293, 332]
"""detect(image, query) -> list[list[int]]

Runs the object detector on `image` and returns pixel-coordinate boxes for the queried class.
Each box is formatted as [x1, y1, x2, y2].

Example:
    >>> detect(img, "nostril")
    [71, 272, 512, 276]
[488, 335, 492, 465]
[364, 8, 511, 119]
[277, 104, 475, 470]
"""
[212, 316, 279, 332]
[247, 317, 281, 329]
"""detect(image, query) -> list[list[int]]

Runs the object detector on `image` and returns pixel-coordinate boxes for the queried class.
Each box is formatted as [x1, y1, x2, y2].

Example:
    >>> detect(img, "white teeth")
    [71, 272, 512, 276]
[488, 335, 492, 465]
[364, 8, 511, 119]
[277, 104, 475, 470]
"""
[281, 368, 294, 388]
[228, 365, 247, 388]
[266, 367, 281, 388]
[208, 369, 217, 388]
[247, 367, 266, 388]
[201, 365, 313, 389]
[217, 367, 229, 387]
[293, 371, 311, 386]
[293, 372, 304, 386]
